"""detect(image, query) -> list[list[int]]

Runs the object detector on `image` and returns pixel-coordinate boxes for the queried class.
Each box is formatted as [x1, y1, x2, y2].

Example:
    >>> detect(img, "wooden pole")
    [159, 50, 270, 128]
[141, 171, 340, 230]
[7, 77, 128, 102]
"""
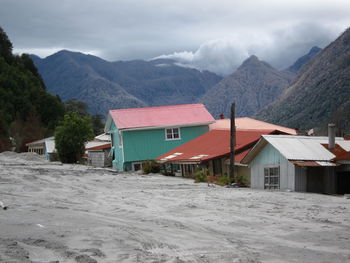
[229, 103, 236, 181]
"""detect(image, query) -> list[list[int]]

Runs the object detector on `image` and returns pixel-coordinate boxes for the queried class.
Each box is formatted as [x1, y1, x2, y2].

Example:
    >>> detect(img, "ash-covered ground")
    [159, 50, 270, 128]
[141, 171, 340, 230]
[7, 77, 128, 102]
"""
[0, 152, 350, 263]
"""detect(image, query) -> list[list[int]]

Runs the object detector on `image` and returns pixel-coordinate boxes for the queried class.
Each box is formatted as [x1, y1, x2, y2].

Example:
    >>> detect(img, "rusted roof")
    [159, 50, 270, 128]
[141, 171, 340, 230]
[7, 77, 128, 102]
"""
[107, 104, 214, 130]
[156, 129, 277, 163]
[291, 161, 338, 167]
[323, 143, 350, 161]
[85, 143, 111, 151]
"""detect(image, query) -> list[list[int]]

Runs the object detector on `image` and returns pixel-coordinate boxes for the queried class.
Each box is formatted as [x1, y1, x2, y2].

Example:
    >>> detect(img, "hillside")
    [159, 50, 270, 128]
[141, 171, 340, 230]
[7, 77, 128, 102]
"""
[31, 51, 222, 115]
[287, 46, 321, 73]
[0, 27, 65, 152]
[255, 28, 350, 133]
[198, 55, 296, 118]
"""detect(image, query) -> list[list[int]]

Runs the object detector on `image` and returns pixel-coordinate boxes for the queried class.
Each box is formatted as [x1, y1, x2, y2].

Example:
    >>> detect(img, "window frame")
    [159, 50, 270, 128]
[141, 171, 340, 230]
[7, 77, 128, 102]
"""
[118, 131, 123, 148]
[165, 127, 181, 141]
[264, 166, 280, 190]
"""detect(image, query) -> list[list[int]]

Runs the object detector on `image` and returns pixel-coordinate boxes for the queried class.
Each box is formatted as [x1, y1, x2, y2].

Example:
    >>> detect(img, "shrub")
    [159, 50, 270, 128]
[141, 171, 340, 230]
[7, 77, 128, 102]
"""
[217, 175, 235, 186]
[142, 160, 160, 174]
[235, 173, 249, 186]
[194, 169, 209, 183]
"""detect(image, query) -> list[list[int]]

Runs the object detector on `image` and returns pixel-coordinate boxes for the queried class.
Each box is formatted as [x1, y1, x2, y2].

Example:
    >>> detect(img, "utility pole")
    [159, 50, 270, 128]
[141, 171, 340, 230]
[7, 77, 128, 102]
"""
[229, 103, 236, 181]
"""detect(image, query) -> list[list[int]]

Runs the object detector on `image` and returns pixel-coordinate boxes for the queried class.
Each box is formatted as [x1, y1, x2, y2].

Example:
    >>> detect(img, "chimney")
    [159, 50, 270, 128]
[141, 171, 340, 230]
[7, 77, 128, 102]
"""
[219, 113, 225, 119]
[328, 123, 335, 150]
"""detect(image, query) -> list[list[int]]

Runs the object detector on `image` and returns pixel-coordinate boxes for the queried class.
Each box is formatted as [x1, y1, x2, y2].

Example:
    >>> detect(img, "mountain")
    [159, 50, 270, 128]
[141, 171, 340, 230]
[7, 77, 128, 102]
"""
[255, 28, 350, 133]
[198, 55, 296, 118]
[31, 51, 222, 115]
[287, 46, 322, 73]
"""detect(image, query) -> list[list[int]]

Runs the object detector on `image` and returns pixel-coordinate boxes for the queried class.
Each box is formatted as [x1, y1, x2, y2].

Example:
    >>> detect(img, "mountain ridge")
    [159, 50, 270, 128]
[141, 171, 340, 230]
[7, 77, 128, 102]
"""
[198, 55, 296, 118]
[31, 51, 222, 115]
[255, 28, 350, 133]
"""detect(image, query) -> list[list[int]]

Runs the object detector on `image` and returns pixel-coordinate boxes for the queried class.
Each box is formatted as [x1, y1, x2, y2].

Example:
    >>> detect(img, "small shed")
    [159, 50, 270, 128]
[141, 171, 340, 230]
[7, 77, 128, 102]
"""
[86, 143, 112, 167]
[85, 134, 112, 167]
[26, 137, 57, 161]
[241, 135, 350, 194]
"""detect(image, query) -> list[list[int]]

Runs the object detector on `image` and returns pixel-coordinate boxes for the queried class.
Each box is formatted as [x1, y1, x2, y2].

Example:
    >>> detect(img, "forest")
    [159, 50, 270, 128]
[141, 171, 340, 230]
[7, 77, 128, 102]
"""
[0, 27, 103, 152]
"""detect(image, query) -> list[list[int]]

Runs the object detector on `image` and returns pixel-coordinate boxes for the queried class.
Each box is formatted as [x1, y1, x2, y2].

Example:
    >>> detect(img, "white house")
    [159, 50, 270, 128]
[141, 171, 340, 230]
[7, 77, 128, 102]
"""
[241, 134, 350, 194]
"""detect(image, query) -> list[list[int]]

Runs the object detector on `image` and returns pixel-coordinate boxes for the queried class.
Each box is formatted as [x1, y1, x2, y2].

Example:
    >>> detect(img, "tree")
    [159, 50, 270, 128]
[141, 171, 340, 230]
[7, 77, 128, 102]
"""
[65, 99, 89, 117]
[0, 27, 66, 153]
[91, 114, 105, 135]
[55, 112, 94, 163]
[65, 99, 105, 135]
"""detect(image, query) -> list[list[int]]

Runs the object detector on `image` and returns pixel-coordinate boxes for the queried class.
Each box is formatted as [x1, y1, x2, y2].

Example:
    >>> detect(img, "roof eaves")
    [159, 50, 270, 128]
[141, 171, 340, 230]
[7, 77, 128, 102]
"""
[119, 121, 215, 131]
[241, 137, 268, 164]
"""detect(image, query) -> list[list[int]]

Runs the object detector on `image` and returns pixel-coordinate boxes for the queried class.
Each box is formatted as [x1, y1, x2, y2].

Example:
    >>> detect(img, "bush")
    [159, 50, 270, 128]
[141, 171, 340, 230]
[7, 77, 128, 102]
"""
[217, 175, 235, 186]
[194, 169, 209, 183]
[235, 173, 249, 186]
[142, 160, 160, 174]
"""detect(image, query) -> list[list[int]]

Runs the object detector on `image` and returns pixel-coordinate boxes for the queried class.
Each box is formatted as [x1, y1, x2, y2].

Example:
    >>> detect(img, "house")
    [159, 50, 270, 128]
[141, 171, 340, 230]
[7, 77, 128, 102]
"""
[26, 137, 57, 161]
[156, 128, 288, 181]
[104, 104, 215, 171]
[85, 133, 112, 167]
[241, 134, 350, 194]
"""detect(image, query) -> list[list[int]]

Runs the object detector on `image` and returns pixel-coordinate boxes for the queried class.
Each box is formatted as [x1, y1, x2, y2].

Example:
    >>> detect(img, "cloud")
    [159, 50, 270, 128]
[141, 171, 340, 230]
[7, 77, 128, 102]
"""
[153, 23, 341, 75]
[1, 0, 350, 73]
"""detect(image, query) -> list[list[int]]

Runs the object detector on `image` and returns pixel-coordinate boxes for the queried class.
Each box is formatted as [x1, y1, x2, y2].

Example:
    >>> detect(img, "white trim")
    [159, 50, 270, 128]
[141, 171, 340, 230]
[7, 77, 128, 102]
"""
[118, 131, 123, 148]
[118, 121, 214, 131]
[165, 127, 181, 141]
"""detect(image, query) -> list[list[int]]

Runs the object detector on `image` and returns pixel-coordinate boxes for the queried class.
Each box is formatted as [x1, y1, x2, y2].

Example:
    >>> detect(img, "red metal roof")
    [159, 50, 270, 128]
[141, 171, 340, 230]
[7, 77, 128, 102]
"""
[109, 104, 214, 130]
[157, 129, 277, 163]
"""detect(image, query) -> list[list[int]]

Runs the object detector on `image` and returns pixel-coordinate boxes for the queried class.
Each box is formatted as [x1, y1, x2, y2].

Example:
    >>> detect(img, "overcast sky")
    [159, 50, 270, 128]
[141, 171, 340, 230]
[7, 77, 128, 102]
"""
[1, 0, 350, 75]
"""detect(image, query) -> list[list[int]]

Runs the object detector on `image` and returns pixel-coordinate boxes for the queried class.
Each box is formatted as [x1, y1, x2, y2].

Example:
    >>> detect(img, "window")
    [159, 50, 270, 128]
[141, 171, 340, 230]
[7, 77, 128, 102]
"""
[264, 167, 280, 189]
[132, 162, 142, 171]
[212, 159, 222, 175]
[165, 128, 180, 140]
[118, 131, 123, 147]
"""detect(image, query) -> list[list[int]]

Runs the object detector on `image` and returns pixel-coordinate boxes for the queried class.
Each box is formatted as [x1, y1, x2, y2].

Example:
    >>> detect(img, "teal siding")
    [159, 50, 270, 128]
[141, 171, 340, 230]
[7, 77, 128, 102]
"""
[123, 125, 209, 164]
[107, 121, 124, 170]
[107, 121, 209, 172]
[250, 144, 286, 166]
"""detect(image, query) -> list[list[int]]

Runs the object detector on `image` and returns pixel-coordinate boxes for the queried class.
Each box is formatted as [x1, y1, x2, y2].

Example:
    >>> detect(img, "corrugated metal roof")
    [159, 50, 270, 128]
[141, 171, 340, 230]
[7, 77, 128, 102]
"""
[209, 117, 297, 135]
[156, 129, 276, 163]
[324, 143, 350, 161]
[94, 133, 111, 142]
[336, 141, 350, 151]
[263, 135, 345, 161]
[108, 104, 215, 130]
[26, 136, 54, 146]
[85, 141, 109, 150]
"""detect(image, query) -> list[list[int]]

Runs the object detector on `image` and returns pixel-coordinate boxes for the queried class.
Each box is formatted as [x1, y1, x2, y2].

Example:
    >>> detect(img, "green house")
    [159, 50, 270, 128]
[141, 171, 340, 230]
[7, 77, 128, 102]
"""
[104, 104, 215, 171]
